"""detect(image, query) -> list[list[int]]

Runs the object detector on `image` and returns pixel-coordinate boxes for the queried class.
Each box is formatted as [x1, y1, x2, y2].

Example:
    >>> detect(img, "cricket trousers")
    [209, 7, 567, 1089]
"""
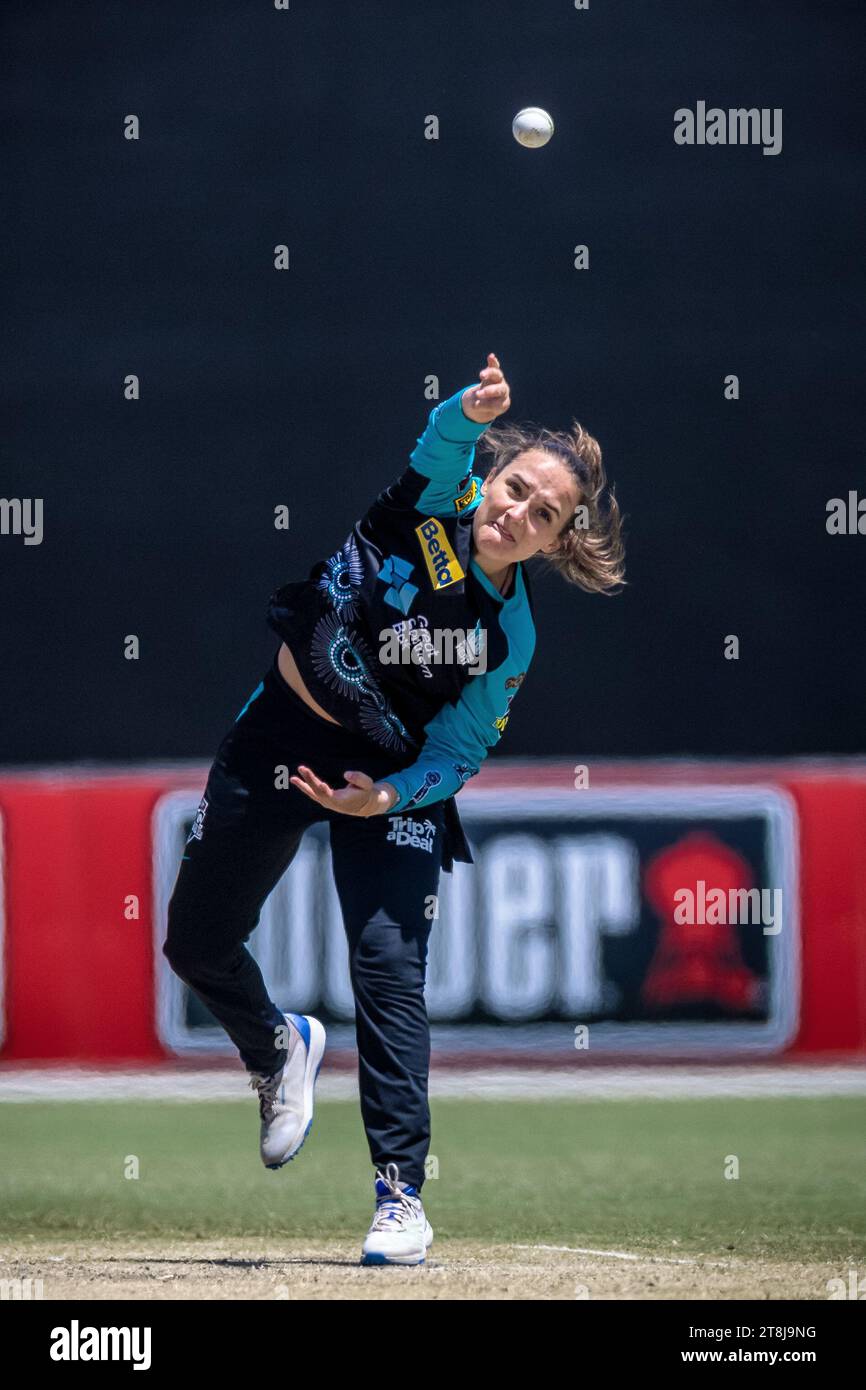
[163, 653, 448, 1192]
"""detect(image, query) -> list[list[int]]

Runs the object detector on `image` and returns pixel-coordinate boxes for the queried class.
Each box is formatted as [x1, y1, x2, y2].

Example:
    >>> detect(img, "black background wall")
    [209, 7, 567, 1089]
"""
[3, 0, 864, 762]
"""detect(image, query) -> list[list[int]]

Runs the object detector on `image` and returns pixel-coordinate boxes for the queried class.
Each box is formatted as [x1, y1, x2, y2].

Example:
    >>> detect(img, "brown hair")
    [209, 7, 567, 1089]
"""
[476, 420, 626, 595]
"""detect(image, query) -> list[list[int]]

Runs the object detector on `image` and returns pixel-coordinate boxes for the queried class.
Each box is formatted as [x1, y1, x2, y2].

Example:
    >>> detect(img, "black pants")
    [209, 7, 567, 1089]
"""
[164, 655, 448, 1190]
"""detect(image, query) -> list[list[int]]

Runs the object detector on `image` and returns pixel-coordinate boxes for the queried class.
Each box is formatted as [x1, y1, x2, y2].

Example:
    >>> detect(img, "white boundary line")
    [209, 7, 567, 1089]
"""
[0, 1065, 864, 1102]
[512, 1243, 747, 1268]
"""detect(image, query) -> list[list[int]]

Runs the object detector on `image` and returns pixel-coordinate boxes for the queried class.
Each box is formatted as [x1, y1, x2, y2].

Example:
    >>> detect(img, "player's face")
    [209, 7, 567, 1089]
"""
[473, 451, 580, 566]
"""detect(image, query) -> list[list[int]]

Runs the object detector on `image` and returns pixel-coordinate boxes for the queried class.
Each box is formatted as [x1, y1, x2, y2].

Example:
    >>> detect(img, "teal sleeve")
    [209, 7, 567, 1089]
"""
[383, 646, 533, 814]
[410, 387, 489, 513]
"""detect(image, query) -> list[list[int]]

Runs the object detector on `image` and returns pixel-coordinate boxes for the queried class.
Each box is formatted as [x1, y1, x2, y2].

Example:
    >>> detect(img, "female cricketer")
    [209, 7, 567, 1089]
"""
[164, 353, 625, 1265]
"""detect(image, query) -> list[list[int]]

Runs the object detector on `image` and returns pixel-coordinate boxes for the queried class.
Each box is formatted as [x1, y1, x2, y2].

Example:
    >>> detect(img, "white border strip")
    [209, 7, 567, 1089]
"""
[2, 1065, 863, 1103]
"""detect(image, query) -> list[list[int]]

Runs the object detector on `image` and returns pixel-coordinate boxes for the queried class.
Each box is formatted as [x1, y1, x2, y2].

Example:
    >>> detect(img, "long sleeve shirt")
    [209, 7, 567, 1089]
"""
[267, 385, 537, 816]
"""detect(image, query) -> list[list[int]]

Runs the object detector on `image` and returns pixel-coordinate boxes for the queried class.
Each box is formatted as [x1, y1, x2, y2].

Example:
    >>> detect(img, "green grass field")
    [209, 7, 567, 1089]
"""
[2, 1095, 864, 1264]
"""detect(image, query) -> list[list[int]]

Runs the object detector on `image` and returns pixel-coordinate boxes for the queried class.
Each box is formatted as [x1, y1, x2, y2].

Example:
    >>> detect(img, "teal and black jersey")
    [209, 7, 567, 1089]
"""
[267, 385, 537, 814]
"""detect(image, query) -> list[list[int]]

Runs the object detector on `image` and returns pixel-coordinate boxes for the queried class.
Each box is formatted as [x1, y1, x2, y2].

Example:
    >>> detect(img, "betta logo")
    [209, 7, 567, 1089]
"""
[415, 518, 465, 591]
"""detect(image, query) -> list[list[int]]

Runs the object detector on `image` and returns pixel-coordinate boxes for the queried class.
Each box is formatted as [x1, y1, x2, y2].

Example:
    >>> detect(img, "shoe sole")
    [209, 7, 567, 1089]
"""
[360, 1221, 433, 1266]
[265, 1015, 327, 1170]
[360, 1251, 426, 1267]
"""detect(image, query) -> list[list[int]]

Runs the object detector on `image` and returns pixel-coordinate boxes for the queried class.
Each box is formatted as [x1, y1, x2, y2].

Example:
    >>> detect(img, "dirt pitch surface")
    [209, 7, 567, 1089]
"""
[0, 1239, 840, 1300]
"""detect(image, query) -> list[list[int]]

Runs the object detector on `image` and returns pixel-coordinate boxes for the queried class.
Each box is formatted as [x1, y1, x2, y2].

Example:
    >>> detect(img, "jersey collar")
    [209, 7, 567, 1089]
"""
[469, 557, 524, 606]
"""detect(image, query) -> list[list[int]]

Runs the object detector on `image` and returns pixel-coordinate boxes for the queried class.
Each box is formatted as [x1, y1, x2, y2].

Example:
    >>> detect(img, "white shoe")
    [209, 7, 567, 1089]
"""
[248, 1013, 326, 1170]
[360, 1162, 433, 1266]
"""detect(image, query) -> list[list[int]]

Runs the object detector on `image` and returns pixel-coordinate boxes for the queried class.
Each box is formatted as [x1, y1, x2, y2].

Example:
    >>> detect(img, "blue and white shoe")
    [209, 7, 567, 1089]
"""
[248, 1013, 326, 1170]
[360, 1162, 434, 1266]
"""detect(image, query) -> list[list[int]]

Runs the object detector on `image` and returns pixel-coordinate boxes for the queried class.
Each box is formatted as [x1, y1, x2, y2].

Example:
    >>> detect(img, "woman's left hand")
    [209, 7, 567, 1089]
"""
[289, 766, 398, 817]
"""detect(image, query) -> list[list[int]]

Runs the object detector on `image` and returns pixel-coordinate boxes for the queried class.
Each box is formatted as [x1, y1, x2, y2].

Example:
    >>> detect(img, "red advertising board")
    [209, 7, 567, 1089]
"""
[0, 760, 864, 1063]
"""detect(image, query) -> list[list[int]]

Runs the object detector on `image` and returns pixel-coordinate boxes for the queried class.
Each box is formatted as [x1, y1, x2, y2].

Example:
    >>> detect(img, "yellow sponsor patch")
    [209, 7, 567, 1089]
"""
[454, 479, 478, 512]
[415, 517, 465, 590]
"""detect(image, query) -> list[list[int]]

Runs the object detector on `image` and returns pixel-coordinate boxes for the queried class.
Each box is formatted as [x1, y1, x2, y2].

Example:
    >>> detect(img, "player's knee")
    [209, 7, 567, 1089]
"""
[350, 918, 430, 989]
[163, 896, 206, 980]
[162, 930, 196, 981]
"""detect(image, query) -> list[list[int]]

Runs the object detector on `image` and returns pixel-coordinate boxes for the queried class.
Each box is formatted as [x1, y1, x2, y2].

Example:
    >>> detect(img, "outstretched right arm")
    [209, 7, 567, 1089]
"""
[376, 353, 511, 518]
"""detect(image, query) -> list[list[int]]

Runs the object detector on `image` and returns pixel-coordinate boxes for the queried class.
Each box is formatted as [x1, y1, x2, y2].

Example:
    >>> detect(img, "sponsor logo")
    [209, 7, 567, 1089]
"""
[403, 769, 443, 809]
[415, 517, 465, 591]
[453, 761, 477, 784]
[386, 815, 437, 854]
[386, 614, 434, 678]
[378, 554, 419, 615]
[186, 796, 208, 843]
[454, 479, 478, 512]
[493, 670, 527, 734]
[454, 621, 486, 670]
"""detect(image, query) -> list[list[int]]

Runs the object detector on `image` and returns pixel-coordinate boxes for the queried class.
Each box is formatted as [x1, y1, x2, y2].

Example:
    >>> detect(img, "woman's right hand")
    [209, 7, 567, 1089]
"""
[462, 352, 511, 424]
[290, 766, 398, 817]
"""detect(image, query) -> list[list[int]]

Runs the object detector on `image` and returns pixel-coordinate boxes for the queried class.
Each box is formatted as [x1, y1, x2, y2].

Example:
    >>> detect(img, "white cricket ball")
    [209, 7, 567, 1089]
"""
[512, 107, 555, 149]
